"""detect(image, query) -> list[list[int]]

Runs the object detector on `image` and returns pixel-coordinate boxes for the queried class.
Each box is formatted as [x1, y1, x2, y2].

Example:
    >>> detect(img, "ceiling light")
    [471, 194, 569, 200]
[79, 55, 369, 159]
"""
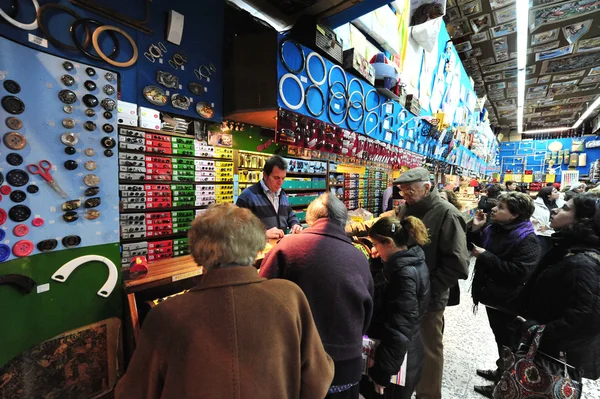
[521, 127, 571, 134]
[572, 96, 600, 129]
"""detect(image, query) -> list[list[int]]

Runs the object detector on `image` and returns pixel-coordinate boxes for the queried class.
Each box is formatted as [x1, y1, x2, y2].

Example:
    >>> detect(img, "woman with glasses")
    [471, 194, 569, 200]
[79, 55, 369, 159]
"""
[515, 193, 600, 390]
[531, 186, 559, 256]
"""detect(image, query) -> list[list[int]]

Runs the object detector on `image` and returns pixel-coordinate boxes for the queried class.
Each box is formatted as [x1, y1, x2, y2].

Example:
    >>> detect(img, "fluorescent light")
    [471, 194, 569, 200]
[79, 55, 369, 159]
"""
[521, 127, 570, 134]
[571, 96, 600, 129]
[517, 69, 526, 107]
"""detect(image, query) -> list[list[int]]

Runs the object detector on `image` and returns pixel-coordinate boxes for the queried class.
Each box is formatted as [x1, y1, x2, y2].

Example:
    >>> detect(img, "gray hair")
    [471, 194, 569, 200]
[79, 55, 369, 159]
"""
[188, 203, 266, 270]
[306, 193, 348, 228]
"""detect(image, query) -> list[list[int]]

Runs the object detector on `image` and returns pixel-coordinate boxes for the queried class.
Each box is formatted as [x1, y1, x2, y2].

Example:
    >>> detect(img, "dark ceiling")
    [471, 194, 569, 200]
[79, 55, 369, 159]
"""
[445, 0, 600, 133]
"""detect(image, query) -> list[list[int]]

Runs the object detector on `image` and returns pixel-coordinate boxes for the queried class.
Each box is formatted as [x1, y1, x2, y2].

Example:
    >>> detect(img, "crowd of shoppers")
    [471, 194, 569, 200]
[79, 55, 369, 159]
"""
[116, 165, 600, 399]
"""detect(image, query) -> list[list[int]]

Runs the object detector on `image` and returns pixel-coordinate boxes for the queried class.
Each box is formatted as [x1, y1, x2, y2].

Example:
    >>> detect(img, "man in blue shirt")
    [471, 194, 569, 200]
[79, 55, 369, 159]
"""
[236, 155, 302, 239]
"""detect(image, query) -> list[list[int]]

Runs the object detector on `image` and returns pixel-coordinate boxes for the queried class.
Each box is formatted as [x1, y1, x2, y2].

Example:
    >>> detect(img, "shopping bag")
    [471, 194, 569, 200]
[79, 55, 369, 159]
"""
[493, 324, 582, 399]
[362, 337, 407, 386]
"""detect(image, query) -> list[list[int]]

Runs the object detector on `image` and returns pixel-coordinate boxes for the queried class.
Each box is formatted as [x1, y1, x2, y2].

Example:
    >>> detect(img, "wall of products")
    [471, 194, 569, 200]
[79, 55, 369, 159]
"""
[499, 137, 600, 183]
[0, 0, 224, 122]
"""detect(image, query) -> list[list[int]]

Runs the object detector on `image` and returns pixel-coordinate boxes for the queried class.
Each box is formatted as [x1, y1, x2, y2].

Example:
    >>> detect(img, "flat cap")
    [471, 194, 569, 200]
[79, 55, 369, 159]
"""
[393, 167, 431, 184]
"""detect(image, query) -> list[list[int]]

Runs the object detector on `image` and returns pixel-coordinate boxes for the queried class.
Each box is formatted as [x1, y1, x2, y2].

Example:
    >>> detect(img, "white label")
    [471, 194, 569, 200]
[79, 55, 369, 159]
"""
[211, 103, 214, 107]
[28, 34, 48, 48]
[386, 103, 393, 113]
[204, 87, 208, 92]
[181, 65, 185, 71]
[369, 117, 374, 123]
[300, 76, 307, 83]
[385, 131, 393, 141]
[166, 90, 170, 96]
[159, 58, 163, 64]
[178, 84, 182, 89]
[37, 284, 50, 294]
[334, 103, 340, 110]
[206, 77, 210, 83]
[383, 119, 390, 129]
[172, 269, 203, 282]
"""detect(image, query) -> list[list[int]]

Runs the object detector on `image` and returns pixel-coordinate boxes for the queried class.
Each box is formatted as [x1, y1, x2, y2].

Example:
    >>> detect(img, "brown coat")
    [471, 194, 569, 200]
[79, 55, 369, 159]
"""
[115, 267, 334, 399]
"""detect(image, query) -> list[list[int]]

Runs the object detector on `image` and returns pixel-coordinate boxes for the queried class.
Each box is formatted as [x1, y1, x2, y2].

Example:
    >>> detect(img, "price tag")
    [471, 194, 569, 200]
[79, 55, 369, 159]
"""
[181, 65, 185, 71]
[159, 58, 163, 64]
[300, 76, 307, 83]
[386, 103, 393, 113]
[334, 103, 340, 110]
[28, 34, 48, 48]
[207, 77, 210, 83]
[37, 284, 50, 294]
[383, 119, 390, 129]
[369, 117, 374, 123]
[385, 131, 393, 141]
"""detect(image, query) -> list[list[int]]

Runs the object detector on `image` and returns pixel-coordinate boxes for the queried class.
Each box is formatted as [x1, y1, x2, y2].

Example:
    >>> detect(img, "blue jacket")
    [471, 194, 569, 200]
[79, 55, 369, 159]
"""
[236, 181, 299, 231]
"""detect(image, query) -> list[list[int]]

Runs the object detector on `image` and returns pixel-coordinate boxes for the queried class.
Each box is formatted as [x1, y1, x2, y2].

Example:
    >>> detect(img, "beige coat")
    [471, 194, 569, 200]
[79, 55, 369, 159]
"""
[115, 266, 334, 399]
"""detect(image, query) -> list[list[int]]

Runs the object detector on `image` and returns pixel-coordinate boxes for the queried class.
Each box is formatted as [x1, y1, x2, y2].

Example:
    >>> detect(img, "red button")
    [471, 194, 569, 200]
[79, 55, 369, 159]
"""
[0, 209, 6, 226]
[13, 224, 29, 237]
[0, 186, 11, 195]
[32, 217, 44, 227]
[12, 240, 34, 257]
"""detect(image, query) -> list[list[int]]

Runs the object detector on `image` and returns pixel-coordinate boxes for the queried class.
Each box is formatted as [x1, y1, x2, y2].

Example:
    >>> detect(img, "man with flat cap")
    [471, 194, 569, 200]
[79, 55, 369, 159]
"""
[347, 167, 469, 399]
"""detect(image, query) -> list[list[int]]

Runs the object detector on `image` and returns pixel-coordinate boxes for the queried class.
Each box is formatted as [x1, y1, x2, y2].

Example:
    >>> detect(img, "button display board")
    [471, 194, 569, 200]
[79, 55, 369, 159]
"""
[0, 38, 119, 262]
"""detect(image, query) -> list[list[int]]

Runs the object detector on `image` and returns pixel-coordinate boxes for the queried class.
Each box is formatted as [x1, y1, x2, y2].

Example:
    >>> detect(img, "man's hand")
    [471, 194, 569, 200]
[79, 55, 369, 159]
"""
[266, 227, 285, 239]
[472, 210, 487, 231]
[472, 243, 486, 258]
[290, 224, 303, 234]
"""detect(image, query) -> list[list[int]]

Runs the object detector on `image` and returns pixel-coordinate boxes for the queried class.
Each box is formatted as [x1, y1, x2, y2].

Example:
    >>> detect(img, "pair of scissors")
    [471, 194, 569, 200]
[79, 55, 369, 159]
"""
[27, 160, 68, 199]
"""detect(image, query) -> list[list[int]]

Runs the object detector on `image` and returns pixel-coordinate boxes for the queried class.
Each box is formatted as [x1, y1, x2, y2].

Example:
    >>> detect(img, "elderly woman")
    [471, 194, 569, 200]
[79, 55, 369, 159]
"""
[260, 193, 373, 399]
[518, 193, 600, 386]
[468, 192, 541, 398]
[115, 203, 334, 399]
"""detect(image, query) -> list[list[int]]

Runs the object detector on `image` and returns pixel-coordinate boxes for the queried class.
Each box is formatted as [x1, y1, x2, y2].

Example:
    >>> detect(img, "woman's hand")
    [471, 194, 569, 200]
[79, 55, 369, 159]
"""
[373, 381, 385, 395]
[371, 246, 380, 259]
[471, 210, 487, 231]
[472, 243, 486, 258]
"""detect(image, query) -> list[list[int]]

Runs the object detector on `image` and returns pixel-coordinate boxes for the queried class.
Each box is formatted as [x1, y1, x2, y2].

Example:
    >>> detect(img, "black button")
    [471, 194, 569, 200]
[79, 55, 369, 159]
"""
[6, 169, 29, 187]
[64, 146, 76, 155]
[6, 153, 23, 166]
[58, 90, 77, 104]
[84, 80, 97, 91]
[1, 96, 25, 114]
[9, 205, 31, 222]
[37, 239, 58, 252]
[26, 185, 39, 194]
[10, 190, 26, 203]
[101, 137, 116, 149]
[82, 94, 98, 107]
[85, 109, 96, 117]
[61, 75, 75, 87]
[63, 212, 79, 223]
[103, 123, 114, 133]
[84, 121, 97, 131]
[85, 67, 96, 76]
[103, 111, 113, 119]
[64, 160, 78, 170]
[62, 235, 81, 248]
[104, 149, 113, 157]
[3, 80, 21, 94]
[84, 197, 101, 208]
[0, 172, 4, 186]
[85, 186, 99, 196]
[63, 61, 74, 71]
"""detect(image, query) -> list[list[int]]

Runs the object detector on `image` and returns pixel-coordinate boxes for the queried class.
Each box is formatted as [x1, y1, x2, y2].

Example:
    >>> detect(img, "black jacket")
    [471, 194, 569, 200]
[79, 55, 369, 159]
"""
[367, 246, 431, 386]
[468, 222, 541, 310]
[523, 239, 600, 380]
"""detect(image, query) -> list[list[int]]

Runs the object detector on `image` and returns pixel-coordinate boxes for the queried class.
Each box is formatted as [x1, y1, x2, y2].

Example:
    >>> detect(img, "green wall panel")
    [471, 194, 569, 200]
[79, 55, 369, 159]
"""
[0, 244, 122, 367]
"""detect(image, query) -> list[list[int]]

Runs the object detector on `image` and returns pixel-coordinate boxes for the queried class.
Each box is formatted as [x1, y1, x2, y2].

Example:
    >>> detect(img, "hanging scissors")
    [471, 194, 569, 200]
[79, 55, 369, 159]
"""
[27, 160, 68, 199]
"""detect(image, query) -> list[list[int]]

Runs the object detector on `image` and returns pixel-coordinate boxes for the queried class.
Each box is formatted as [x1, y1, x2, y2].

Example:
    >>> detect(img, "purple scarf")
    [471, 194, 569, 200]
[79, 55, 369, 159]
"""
[481, 220, 536, 250]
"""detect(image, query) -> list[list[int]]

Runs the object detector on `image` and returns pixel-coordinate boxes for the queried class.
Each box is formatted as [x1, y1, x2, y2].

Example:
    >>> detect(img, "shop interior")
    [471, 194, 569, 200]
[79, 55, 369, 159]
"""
[0, 0, 599, 397]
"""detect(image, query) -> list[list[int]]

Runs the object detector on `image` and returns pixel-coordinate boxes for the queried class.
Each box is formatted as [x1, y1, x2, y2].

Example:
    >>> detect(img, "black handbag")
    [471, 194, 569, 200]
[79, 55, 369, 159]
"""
[493, 324, 583, 399]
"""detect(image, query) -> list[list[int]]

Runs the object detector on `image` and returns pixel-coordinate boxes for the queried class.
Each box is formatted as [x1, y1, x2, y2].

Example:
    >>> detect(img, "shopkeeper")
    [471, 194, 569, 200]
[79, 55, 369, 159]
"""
[237, 155, 303, 239]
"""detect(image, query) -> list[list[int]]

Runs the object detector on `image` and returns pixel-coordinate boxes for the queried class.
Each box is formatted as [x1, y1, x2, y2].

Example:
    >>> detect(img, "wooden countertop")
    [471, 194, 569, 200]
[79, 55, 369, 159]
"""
[124, 239, 278, 293]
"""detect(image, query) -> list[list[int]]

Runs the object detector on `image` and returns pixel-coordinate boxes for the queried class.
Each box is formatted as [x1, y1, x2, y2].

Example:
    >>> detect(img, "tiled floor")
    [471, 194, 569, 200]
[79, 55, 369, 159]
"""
[441, 260, 600, 398]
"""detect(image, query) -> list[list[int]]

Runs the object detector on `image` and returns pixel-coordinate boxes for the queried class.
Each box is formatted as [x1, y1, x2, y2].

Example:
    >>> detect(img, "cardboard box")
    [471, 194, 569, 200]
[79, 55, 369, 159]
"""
[138, 106, 161, 119]
[118, 100, 138, 116]
[118, 115, 138, 126]
[139, 117, 161, 130]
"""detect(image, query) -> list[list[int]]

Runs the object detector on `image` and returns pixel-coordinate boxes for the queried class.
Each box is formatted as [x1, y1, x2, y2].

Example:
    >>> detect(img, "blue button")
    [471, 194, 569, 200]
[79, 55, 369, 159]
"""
[0, 243, 10, 262]
[0, 229, 5, 241]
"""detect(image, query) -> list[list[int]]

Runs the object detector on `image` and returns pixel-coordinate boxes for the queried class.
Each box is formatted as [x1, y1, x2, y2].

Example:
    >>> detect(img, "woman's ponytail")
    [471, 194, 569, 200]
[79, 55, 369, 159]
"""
[400, 216, 430, 246]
